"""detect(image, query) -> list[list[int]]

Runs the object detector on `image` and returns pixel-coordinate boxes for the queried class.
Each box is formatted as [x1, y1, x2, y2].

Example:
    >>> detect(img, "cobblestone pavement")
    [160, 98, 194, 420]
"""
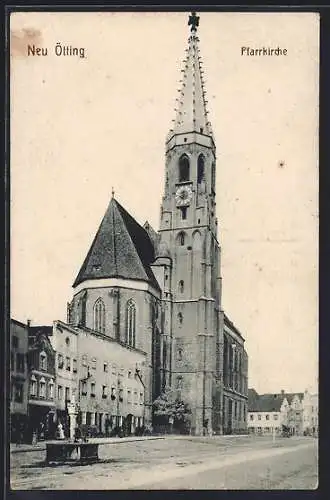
[9, 435, 318, 490]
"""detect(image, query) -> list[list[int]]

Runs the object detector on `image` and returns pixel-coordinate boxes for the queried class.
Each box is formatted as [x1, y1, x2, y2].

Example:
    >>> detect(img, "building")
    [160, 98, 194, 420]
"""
[248, 389, 305, 436]
[302, 389, 318, 436]
[10, 319, 29, 442]
[222, 314, 248, 434]
[50, 320, 146, 436]
[26, 327, 56, 439]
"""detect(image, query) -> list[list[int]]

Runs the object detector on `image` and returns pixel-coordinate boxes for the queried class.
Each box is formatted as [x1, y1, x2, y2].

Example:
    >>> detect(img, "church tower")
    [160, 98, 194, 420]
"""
[157, 12, 223, 435]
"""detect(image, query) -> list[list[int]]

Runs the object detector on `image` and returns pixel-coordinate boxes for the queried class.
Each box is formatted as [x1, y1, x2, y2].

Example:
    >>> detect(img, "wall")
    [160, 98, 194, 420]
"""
[10, 320, 29, 416]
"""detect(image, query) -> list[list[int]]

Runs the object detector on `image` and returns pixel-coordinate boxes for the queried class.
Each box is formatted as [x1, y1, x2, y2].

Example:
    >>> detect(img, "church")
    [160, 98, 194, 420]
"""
[63, 12, 248, 436]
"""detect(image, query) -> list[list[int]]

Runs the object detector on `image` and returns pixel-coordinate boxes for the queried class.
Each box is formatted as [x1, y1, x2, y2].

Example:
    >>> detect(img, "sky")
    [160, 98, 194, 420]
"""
[10, 11, 319, 395]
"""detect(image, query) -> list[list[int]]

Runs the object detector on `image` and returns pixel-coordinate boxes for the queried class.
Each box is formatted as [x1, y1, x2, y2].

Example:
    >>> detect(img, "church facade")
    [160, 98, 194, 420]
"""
[62, 13, 248, 436]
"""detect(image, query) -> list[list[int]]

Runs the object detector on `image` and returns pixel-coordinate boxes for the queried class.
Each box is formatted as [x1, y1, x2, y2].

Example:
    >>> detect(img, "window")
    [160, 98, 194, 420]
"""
[58, 385, 63, 400]
[134, 390, 138, 405]
[197, 154, 205, 184]
[102, 385, 108, 398]
[66, 356, 71, 371]
[49, 379, 54, 399]
[91, 358, 97, 370]
[177, 348, 183, 361]
[103, 362, 108, 373]
[72, 358, 77, 373]
[181, 207, 187, 220]
[176, 376, 183, 390]
[65, 387, 70, 402]
[39, 377, 46, 398]
[127, 390, 132, 404]
[178, 232, 185, 246]
[274, 414, 278, 420]
[65, 336, 70, 346]
[81, 381, 87, 396]
[30, 375, 37, 397]
[178, 155, 190, 182]
[179, 280, 184, 293]
[90, 383, 95, 397]
[14, 383, 23, 403]
[119, 388, 123, 401]
[140, 392, 144, 405]
[128, 370, 132, 379]
[58, 353, 64, 369]
[94, 298, 105, 333]
[250, 414, 254, 421]
[178, 313, 183, 325]
[82, 354, 87, 367]
[16, 353, 25, 373]
[12, 336, 19, 349]
[126, 300, 136, 348]
[258, 414, 261, 421]
[266, 414, 270, 420]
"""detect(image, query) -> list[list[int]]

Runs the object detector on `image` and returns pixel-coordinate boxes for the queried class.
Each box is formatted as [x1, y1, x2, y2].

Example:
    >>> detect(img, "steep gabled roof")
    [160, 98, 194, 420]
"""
[248, 389, 304, 412]
[73, 198, 160, 291]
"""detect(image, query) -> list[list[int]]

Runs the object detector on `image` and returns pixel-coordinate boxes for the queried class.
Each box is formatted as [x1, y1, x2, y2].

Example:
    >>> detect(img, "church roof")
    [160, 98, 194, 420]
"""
[167, 12, 213, 141]
[73, 197, 160, 291]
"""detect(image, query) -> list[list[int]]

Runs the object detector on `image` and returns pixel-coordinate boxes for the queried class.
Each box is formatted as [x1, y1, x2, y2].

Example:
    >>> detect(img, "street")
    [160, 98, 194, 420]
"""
[10, 435, 318, 490]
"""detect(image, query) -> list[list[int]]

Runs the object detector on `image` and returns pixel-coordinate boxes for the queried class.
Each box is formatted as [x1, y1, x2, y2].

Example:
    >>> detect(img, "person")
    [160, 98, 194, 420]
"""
[57, 421, 65, 440]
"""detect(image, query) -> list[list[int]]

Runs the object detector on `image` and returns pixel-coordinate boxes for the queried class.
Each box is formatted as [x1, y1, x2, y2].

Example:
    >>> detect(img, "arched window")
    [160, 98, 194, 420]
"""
[178, 312, 183, 325]
[94, 298, 105, 333]
[126, 300, 136, 348]
[179, 280, 184, 293]
[39, 351, 47, 371]
[177, 232, 185, 246]
[197, 154, 205, 184]
[178, 155, 190, 182]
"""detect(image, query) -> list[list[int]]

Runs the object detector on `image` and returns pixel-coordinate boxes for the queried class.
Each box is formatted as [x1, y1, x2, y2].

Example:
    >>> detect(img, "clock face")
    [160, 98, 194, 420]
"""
[175, 186, 193, 207]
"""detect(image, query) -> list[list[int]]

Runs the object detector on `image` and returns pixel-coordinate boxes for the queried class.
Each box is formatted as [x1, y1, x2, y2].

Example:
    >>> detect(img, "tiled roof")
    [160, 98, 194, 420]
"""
[248, 389, 304, 412]
[73, 198, 160, 291]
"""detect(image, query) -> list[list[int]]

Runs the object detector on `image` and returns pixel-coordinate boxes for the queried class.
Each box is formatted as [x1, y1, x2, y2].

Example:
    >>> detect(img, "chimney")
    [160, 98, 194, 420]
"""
[281, 389, 285, 395]
[27, 319, 31, 327]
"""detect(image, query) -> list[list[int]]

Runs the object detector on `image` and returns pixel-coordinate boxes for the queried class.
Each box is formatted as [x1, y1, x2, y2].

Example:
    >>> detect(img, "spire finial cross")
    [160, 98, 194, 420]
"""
[188, 11, 199, 33]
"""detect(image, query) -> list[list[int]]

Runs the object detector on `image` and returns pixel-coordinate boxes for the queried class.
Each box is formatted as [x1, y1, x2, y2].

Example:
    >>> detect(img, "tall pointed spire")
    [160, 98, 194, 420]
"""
[167, 12, 213, 142]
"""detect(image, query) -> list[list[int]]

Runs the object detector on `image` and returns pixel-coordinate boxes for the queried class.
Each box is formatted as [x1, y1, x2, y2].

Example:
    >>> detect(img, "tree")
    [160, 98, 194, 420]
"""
[153, 387, 191, 432]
